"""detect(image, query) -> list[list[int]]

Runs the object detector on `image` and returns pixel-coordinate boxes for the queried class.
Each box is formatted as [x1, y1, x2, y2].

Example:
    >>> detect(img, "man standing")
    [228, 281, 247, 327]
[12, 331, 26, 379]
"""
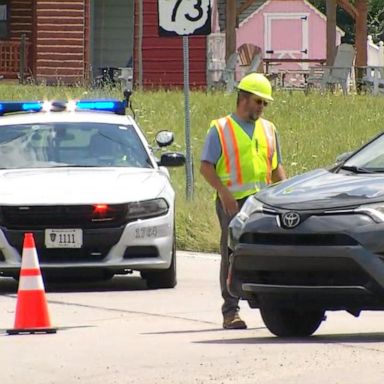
[200, 73, 287, 329]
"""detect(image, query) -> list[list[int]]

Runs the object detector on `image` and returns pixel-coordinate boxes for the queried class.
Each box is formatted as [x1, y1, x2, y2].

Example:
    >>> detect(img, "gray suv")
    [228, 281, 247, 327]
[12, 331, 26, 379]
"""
[228, 132, 384, 337]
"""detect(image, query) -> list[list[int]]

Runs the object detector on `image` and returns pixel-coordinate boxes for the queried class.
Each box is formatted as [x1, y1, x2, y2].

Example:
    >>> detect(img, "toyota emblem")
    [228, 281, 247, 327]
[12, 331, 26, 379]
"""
[281, 212, 301, 229]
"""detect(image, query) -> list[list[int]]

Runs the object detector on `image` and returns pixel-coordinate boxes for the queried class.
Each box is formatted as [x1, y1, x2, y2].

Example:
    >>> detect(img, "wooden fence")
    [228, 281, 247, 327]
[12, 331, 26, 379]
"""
[0, 40, 31, 78]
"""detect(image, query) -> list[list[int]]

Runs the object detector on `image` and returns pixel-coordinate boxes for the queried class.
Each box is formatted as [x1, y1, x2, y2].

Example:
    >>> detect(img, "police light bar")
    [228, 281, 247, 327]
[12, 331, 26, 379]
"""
[0, 99, 127, 115]
[75, 100, 126, 114]
[0, 101, 43, 115]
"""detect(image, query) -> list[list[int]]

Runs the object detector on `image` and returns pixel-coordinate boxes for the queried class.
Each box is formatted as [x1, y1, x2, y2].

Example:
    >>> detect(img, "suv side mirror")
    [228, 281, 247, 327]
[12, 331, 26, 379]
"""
[158, 152, 185, 167]
[156, 131, 174, 147]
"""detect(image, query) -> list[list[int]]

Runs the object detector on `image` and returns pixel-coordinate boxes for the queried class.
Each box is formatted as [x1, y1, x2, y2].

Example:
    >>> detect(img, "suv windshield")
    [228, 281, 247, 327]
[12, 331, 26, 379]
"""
[342, 133, 384, 172]
[0, 122, 153, 169]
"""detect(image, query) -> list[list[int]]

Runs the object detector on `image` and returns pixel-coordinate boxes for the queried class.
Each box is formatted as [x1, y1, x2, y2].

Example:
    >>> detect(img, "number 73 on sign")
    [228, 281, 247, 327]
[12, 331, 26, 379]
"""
[158, 0, 211, 36]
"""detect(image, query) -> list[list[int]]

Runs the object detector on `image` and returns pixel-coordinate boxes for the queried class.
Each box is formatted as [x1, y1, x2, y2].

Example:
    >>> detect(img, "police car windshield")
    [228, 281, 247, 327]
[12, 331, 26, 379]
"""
[0, 122, 153, 169]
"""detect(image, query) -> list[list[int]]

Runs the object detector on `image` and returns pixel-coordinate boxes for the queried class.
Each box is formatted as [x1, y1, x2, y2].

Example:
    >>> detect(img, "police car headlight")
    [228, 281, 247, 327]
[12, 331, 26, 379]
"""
[126, 199, 169, 220]
[355, 203, 384, 223]
[229, 196, 263, 244]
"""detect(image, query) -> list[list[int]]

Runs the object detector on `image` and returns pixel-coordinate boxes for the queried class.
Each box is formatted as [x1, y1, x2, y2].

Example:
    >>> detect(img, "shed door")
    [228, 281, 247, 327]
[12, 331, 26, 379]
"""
[265, 13, 309, 70]
[91, 0, 134, 78]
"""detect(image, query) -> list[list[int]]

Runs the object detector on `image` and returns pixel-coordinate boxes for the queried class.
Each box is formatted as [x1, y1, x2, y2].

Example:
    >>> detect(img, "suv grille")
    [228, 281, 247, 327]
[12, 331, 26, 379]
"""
[239, 233, 359, 246]
[240, 270, 370, 287]
[1, 205, 128, 229]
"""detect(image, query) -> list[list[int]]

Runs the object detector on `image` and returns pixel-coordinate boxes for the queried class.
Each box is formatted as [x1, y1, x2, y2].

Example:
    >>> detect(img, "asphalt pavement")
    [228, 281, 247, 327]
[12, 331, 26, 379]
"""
[1, 251, 384, 384]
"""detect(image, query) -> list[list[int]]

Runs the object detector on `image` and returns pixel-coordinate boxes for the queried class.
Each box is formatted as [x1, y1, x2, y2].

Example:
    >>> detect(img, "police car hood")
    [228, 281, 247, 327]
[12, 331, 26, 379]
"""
[0, 168, 168, 205]
[256, 169, 384, 210]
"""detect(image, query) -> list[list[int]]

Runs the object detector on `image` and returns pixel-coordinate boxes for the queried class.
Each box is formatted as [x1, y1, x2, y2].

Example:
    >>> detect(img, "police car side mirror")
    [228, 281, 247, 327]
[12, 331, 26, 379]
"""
[156, 131, 174, 147]
[158, 152, 185, 167]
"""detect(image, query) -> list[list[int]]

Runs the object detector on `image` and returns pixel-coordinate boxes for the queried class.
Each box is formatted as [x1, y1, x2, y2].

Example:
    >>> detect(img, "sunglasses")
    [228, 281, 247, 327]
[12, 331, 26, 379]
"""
[253, 98, 268, 107]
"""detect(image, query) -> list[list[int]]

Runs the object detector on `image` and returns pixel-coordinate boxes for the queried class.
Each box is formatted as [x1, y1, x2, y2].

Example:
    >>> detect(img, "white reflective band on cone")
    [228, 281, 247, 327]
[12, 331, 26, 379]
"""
[21, 248, 40, 269]
[19, 275, 45, 291]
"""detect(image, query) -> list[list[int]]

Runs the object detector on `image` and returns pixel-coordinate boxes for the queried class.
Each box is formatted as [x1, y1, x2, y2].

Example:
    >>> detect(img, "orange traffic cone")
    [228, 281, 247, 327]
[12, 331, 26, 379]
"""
[7, 233, 56, 335]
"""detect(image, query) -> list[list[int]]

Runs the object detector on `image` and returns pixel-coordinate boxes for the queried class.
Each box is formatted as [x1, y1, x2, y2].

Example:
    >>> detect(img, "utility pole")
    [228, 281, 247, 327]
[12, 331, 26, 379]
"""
[137, 0, 143, 89]
[225, 0, 237, 61]
[355, 0, 368, 91]
[326, 0, 337, 65]
[335, 0, 368, 91]
[355, 0, 368, 68]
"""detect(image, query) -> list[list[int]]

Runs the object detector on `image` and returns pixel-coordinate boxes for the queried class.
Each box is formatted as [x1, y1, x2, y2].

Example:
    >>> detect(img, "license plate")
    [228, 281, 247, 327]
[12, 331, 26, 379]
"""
[45, 229, 83, 248]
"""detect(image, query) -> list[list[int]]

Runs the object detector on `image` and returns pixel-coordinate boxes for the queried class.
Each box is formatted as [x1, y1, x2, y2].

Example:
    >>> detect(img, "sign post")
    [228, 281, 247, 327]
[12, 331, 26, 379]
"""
[158, 0, 211, 200]
[182, 35, 193, 200]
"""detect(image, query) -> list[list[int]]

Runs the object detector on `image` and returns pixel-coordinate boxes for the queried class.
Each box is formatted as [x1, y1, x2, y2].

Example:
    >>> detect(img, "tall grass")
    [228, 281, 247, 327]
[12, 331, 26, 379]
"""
[1, 84, 384, 252]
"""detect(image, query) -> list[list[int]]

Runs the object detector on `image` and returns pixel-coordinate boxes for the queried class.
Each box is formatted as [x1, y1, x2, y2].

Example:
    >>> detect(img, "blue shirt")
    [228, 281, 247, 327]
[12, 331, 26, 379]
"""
[201, 113, 283, 166]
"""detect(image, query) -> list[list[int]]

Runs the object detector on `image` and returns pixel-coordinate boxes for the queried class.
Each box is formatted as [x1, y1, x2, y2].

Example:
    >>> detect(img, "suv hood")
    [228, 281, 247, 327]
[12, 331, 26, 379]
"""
[0, 168, 168, 205]
[257, 169, 384, 210]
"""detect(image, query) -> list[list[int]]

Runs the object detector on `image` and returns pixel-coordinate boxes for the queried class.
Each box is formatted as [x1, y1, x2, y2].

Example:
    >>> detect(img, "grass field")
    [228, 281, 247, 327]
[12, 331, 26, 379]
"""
[1, 84, 384, 252]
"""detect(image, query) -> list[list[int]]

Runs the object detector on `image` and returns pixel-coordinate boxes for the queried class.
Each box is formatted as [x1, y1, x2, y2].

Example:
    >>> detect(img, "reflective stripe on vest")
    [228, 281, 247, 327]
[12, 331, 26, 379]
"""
[259, 118, 276, 184]
[213, 115, 277, 199]
[215, 117, 240, 187]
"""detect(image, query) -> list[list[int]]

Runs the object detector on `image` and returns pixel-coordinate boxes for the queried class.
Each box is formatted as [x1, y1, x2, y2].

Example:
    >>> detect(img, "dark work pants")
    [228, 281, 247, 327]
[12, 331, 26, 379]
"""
[216, 196, 249, 316]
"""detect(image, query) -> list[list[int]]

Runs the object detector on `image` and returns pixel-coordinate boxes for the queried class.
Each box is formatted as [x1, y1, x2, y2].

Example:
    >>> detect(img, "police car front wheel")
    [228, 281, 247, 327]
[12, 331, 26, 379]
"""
[141, 240, 176, 289]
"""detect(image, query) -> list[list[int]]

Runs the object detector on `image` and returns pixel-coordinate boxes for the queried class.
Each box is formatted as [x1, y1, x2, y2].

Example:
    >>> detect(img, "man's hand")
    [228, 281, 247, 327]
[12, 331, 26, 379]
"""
[272, 164, 287, 183]
[218, 188, 239, 216]
[200, 161, 239, 216]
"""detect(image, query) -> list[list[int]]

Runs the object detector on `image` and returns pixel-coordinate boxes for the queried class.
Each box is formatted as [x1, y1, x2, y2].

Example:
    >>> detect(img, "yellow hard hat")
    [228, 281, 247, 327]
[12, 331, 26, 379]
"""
[237, 73, 273, 101]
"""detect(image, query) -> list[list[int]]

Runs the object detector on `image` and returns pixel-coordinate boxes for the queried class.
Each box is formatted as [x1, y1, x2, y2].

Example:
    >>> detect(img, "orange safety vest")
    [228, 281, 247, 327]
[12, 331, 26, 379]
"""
[211, 115, 278, 199]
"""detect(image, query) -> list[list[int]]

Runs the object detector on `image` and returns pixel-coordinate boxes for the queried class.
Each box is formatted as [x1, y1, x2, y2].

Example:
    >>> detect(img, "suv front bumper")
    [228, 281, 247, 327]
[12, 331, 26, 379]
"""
[228, 211, 384, 310]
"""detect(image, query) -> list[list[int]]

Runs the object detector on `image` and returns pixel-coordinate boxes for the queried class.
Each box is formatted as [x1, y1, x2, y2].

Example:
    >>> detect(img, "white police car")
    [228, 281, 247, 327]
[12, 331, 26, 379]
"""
[0, 99, 185, 288]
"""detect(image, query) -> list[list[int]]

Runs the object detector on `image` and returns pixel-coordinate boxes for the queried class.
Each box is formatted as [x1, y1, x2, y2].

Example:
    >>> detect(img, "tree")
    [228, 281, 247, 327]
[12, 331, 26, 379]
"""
[367, 0, 384, 41]
[309, 0, 368, 85]
[309, 0, 383, 43]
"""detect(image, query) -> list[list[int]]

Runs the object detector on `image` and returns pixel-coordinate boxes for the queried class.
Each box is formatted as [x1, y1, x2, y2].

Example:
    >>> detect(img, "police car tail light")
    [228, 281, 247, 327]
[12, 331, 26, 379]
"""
[90, 204, 128, 223]
[93, 204, 109, 214]
[126, 199, 169, 220]
[91, 204, 113, 223]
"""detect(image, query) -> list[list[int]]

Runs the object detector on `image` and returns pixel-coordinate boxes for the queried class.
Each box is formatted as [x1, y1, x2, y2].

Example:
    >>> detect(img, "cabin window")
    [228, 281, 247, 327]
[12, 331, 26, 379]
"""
[0, 1, 9, 39]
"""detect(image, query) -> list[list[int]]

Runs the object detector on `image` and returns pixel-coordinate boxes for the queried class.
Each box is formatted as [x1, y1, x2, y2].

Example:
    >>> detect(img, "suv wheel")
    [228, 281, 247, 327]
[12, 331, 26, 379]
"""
[143, 239, 176, 289]
[260, 307, 325, 337]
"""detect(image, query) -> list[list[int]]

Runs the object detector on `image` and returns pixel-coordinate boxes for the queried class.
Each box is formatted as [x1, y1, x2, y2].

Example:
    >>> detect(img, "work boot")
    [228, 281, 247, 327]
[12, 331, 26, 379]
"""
[223, 312, 247, 329]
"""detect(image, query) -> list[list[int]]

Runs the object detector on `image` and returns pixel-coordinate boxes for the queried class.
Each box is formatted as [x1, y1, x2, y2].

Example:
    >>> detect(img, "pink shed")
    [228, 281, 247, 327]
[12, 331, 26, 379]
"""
[212, 0, 344, 74]
[239, 0, 343, 71]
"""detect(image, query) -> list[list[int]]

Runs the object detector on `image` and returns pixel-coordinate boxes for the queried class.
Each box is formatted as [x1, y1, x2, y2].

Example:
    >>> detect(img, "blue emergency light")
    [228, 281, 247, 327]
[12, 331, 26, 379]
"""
[22, 102, 43, 111]
[0, 99, 127, 115]
[0, 101, 43, 115]
[75, 100, 126, 114]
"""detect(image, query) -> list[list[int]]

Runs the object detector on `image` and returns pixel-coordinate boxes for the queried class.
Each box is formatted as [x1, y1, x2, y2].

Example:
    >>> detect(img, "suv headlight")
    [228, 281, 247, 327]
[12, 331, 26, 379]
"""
[355, 203, 384, 223]
[229, 196, 263, 244]
[126, 198, 169, 220]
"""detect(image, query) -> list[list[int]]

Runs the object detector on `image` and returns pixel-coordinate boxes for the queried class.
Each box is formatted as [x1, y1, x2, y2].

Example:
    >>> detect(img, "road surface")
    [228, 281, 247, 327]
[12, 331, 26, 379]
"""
[1, 252, 384, 383]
